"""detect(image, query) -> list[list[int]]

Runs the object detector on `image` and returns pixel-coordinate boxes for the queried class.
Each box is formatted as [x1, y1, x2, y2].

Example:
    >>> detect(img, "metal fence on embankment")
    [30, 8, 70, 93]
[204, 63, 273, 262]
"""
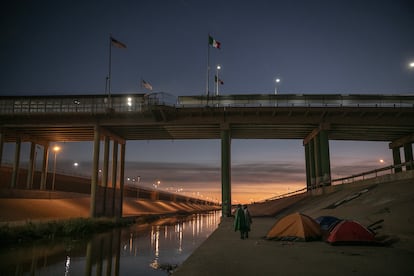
[260, 161, 414, 203]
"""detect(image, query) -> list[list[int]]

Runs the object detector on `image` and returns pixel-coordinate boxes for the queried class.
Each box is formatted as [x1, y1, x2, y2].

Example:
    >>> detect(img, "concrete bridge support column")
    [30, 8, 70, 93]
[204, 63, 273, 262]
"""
[404, 143, 413, 170]
[308, 139, 316, 189]
[304, 128, 331, 190]
[111, 141, 119, 217]
[221, 128, 231, 217]
[318, 130, 331, 186]
[0, 133, 3, 174]
[305, 141, 316, 190]
[117, 143, 126, 219]
[10, 137, 21, 188]
[90, 126, 101, 218]
[102, 136, 110, 215]
[26, 142, 36, 189]
[304, 143, 311, 189]
[313, 135, 322, 187]
[392, 147, 402, 173]
[40, 144, 49, 190]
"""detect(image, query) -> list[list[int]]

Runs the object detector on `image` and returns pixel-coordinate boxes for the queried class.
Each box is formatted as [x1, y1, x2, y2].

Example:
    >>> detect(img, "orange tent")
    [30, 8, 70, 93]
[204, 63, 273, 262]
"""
[266, 212, 322, 241]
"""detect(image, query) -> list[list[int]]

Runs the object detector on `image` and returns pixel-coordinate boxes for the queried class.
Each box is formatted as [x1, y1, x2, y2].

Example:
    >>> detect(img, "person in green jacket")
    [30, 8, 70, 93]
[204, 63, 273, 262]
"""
[234, 204, 247, 239]
[243, 205, 253, 238]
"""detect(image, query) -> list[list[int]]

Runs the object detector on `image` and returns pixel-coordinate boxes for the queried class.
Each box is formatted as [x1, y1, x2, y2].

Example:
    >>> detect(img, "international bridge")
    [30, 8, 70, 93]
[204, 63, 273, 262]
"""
[1, 93, 413, 217]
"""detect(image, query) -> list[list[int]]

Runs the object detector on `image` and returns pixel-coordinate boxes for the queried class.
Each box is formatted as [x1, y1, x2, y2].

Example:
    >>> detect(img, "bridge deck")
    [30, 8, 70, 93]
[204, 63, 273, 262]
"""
[1, 94, 413, 143]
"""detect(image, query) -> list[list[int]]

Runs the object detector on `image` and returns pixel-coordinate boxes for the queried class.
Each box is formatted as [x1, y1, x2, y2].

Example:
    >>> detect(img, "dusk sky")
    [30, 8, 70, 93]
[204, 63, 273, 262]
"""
[1, 0, 414, 203]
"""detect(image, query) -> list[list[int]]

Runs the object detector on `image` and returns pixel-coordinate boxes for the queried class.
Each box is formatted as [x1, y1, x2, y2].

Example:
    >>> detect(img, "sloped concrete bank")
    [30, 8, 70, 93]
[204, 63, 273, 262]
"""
[174, 175, 414, 276]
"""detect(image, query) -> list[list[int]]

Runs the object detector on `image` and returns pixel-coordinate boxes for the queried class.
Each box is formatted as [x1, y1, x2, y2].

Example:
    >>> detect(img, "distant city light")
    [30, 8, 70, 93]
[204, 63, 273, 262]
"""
[379, 159, 384, 163]
[73, 162, 79, 167]
[410, 62, 414, 68]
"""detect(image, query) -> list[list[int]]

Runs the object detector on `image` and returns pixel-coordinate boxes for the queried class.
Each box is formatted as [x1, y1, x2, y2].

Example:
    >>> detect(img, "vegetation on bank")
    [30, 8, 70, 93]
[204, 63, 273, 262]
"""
[0, 215, 164, 246]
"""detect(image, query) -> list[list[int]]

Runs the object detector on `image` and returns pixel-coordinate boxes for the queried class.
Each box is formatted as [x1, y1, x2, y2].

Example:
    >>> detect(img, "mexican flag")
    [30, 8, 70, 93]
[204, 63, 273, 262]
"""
[209, 35, 221, 49]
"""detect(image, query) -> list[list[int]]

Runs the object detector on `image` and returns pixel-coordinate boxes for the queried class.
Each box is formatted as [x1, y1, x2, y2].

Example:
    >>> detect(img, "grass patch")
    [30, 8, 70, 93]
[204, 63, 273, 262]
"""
[0, 217, 132, 246]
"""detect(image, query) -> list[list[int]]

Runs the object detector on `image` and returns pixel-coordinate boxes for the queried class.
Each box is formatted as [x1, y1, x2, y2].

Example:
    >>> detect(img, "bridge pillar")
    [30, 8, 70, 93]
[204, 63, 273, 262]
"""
[40, 143, 49, 190]
[221, 128, 231, 217]
[117, 142, 126, 219]
[404, 143, 413, 170]
[0, 132, 3, 174]
[111, 141, 119, 217]
[102, 136, 110, 215]
[304, 143, 311, 189]
[319, 130, 331, 186]
[308, 139, 316, 188]
[10, 137, 21, 188]
[392, 147, 402, 173]
[26, 142, 36, 189]
[313, 135, 322, 186]
[90, 126, 101, 218]
[304, 129, 331, 190]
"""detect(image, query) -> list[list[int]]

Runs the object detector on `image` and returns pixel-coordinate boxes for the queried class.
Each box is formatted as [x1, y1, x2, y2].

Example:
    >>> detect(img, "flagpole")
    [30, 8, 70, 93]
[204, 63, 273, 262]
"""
[108, 34, 112, 108]
[216, 66, 219, 96]
[206, 34, 210, 102]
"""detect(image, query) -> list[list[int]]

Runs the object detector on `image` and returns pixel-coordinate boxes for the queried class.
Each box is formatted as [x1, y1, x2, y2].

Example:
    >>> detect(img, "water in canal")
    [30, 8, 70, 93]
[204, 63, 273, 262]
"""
[0, 211, 221, 275]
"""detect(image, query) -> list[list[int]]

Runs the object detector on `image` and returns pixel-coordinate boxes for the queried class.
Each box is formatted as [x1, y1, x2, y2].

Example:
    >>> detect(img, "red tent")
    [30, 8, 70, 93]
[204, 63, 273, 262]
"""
[327, 220, 376, 245]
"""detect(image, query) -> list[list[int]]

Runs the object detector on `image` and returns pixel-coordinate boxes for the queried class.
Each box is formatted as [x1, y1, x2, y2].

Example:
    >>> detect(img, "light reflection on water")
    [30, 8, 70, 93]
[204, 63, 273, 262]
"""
[0, 210, 221, 275]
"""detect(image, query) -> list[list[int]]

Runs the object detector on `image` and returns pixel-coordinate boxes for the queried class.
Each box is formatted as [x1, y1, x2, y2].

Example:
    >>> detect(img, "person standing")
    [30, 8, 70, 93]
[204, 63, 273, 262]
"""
[243, 205, 253, 239]
[234, 204, 247, 239]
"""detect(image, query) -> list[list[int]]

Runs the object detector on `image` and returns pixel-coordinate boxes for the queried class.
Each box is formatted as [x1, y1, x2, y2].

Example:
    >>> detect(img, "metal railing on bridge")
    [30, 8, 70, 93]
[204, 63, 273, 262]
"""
[1, 93, 413, 115]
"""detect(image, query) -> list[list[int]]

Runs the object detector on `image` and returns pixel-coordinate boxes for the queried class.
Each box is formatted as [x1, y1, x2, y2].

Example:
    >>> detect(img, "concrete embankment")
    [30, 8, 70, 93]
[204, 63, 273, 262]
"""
[0, 194, 218, 225]
[174, 174, 414, 276]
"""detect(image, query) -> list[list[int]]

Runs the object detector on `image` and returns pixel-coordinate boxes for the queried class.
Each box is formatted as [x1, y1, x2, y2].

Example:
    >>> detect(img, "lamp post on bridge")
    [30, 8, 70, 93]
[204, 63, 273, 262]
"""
[51, 145, 60, 191]
[274, 77, 281, 94]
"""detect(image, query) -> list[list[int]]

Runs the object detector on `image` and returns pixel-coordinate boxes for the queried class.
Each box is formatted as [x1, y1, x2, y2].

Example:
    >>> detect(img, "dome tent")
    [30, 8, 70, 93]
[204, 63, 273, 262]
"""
[266, 212, 322, 241]
[326, 220, 376, 245]
[315, 215, 342, 231]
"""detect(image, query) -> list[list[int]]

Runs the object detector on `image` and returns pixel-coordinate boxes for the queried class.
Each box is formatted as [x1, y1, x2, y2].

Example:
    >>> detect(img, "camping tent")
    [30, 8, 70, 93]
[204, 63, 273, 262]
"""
[315, 216, 342, 231]
[326, 220, 376, 245]
[266, 212, 322, 241]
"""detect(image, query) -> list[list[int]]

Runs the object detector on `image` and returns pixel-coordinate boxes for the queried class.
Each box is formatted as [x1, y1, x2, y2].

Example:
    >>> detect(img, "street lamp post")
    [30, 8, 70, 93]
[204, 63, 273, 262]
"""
[274, 78, 281, 94]
[51, 146, 60, 191]
[216, 65, 221, 96]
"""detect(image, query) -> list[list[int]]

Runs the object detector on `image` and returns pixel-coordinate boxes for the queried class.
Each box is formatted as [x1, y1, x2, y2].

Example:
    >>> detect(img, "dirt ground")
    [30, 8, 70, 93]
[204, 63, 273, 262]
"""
[174, 178, 414, 276]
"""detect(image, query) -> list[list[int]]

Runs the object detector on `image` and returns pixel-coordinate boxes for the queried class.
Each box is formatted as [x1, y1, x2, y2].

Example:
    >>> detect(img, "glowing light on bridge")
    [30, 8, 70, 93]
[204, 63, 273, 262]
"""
[52, 145, 61, 191]
[274, 77, 281, 94]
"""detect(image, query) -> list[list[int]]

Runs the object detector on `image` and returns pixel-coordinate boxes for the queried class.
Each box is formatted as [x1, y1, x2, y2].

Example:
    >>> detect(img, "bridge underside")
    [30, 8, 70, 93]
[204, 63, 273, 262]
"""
[1, 103, 414, 217]
[2, 106, 413, 142]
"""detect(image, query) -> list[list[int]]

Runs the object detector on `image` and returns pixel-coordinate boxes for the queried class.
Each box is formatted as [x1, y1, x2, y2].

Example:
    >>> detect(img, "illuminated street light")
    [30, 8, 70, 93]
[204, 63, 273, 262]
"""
[52, 146, 61, 191]
[409, 62, 414, 68]
[153, 180, 161, 189]
[216, 65, 221, 96]
[275, 78, 281, 94]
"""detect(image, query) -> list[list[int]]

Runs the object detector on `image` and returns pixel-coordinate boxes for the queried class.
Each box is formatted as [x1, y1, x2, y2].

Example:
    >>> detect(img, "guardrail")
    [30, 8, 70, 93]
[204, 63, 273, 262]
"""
[178, 94, 414, 108]
[258, 160, 414, 203]
[330, 160, 413, 185]
[1, 94, 413, 115]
